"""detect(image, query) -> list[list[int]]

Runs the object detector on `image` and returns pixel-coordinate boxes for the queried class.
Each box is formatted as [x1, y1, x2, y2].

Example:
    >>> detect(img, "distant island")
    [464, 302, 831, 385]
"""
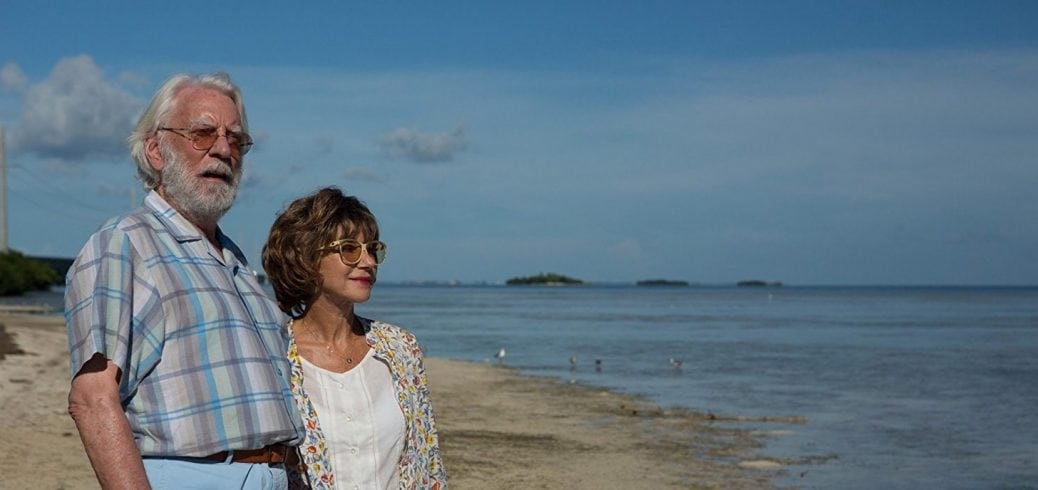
[506, 273, 583, 286]
[636, 279, 689, 286]
[736, 280, 783, 287]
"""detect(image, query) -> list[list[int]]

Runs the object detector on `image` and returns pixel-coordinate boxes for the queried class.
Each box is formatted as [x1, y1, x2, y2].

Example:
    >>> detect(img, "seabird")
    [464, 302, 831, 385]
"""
[669, 358, 684, 369]
[495, 348, 506, 363]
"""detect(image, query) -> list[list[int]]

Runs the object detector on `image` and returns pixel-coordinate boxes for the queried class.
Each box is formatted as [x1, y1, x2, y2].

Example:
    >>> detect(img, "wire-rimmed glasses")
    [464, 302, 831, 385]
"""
[320, 238, 387, 265]
[158, 125, 254, 157]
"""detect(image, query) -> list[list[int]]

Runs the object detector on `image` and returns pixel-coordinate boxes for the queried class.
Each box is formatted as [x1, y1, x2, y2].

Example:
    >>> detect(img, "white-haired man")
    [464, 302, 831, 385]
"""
[66, 73, 303, 489]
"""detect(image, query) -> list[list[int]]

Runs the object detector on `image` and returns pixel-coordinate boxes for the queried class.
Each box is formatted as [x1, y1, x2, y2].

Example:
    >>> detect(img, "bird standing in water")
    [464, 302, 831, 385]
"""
[495, 347, 506, 364]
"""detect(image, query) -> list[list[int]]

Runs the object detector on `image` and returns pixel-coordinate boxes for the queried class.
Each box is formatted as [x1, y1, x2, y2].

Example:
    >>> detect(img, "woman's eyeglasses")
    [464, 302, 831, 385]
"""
[320, 238, 387, 265]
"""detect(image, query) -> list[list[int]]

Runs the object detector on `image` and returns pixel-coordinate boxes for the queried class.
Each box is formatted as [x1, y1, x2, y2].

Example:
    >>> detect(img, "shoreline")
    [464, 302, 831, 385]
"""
[0, 313, 790, 489]
[429, 358, 790, 488]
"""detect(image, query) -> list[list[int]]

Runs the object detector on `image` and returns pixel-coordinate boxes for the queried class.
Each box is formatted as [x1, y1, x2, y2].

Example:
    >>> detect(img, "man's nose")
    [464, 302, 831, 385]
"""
[208, 130, 234, 160]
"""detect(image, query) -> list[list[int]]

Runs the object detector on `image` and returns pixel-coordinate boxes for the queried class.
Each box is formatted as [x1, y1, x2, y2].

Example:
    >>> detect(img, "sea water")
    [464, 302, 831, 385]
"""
[10, 285, 1037, 488]
[358, 285, 1038, 489]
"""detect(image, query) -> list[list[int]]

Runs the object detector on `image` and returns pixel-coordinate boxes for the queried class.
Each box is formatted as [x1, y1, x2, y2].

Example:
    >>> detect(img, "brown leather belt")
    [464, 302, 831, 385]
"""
[204, 443, 298, 465]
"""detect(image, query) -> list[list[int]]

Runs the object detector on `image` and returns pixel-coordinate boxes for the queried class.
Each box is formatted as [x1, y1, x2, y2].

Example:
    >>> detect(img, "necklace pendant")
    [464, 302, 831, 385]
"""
[346, 357, 353, 364]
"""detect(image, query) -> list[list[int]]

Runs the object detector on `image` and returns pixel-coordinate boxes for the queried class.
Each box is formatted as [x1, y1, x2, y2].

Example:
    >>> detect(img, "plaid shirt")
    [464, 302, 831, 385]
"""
[65, 191, 304, 457]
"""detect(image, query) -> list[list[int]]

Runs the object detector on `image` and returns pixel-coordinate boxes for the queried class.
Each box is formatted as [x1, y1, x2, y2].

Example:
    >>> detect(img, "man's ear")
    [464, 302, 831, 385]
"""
[145, 136, 165, 173]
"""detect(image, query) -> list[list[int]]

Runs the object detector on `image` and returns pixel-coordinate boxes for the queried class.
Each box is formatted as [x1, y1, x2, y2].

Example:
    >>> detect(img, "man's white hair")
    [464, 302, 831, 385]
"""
[127, 73, 248, 189]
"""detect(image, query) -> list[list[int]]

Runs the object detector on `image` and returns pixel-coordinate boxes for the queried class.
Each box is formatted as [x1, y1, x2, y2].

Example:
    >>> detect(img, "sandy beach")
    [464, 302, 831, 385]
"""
[0, 313, 787, 489]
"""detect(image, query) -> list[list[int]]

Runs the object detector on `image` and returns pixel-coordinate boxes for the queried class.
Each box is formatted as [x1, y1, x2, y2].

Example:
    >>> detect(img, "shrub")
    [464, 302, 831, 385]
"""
[0, 251, 60, 296]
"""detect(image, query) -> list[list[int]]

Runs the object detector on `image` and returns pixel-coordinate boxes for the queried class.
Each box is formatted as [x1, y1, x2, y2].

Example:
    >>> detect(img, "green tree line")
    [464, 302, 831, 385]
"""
[0, 251, 60, 296]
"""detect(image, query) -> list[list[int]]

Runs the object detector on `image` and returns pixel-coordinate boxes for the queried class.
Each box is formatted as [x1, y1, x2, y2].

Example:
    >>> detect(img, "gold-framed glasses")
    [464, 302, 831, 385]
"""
[158, 125, 254, 157]
[320, 238, 387, 265]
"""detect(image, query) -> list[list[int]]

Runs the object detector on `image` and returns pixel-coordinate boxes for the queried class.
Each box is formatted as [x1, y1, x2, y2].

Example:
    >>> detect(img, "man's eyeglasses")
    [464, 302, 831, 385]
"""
[158, 126, 253, 157]
[320, 238, 388, 266]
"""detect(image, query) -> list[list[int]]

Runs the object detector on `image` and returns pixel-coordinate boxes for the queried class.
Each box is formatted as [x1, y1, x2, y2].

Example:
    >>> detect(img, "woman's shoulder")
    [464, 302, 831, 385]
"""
[363, 318, 420, 346]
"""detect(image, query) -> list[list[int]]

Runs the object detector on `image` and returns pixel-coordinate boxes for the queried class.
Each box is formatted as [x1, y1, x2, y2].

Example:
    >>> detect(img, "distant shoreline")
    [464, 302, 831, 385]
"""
[368, 282, 1038, 289]
[6, 283, 1038, 306]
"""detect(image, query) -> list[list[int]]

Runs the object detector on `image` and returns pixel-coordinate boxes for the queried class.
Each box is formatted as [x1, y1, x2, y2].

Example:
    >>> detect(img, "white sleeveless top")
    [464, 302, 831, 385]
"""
[300, 348, 406, 489]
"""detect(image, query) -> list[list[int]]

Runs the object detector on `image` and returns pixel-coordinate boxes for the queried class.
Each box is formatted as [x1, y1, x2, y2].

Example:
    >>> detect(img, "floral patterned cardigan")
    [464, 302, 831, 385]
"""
[286, 317, 447, 489]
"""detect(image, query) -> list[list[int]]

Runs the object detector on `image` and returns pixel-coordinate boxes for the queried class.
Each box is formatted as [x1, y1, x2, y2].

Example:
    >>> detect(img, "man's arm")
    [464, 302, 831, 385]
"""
[68, 354, 151, 490]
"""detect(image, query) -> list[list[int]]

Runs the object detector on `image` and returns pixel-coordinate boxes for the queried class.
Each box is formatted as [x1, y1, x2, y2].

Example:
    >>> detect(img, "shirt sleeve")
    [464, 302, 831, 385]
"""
[65, 222, 164, 400]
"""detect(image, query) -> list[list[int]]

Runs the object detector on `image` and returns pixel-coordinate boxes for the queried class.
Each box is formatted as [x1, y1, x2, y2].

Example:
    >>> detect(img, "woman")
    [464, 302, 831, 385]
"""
[262, 187, 446, 489]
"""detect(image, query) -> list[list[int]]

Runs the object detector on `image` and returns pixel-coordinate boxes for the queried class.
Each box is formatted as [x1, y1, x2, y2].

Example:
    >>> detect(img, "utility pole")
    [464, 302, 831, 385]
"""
[0, 125, 7, 253]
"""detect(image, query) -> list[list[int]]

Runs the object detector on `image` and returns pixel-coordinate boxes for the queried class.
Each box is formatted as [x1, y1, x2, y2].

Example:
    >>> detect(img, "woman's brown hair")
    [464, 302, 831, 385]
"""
[262, 187, 380, 319]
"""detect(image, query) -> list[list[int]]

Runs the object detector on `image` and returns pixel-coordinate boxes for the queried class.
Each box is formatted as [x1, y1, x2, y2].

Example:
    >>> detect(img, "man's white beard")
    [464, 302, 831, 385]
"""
[159, 144, 242, 225]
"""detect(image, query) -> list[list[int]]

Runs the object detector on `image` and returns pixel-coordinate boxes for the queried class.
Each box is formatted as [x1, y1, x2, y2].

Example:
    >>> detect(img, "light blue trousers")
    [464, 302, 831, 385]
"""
[142, 457, 288, 489]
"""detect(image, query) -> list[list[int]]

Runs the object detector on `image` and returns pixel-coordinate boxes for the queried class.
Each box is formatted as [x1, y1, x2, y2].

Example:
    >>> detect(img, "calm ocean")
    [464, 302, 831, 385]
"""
[8, 285, 1037, 489]
[359, 285, 1038, 489]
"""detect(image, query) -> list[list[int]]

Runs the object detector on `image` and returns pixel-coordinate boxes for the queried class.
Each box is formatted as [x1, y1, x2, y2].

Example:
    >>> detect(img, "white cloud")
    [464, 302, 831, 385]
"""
[378, 125, 467, 163]
[315, 135, 335, 155]
[11, 55, 142, 161]
[593, 49, 1038, 202]
[117, 70, 149, 90]
[610, 239, 643, 262]
[1, 62, 27, 93]
[342, 166, 386, 183]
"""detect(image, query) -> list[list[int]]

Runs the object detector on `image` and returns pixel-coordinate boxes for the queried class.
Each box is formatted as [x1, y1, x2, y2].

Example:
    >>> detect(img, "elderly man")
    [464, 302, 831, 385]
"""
[65, 73, 303, 489]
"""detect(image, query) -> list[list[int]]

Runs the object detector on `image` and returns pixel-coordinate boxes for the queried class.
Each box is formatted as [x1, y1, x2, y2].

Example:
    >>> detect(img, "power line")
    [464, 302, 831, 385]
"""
[6, 186, 112, 222]
[8, 164, 121, 215]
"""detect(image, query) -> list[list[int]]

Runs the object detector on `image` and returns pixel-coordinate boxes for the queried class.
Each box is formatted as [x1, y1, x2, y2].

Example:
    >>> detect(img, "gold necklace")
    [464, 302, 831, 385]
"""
[305, 319, 360, 365]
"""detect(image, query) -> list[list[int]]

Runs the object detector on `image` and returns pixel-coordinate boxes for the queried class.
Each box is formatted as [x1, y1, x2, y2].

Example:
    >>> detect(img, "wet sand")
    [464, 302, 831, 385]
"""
[0, 313, 785, 489]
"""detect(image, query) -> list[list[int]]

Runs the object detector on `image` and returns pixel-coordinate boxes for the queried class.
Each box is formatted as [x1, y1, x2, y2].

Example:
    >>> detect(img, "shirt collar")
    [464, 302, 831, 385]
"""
[144, 190, 249, 267]
[144, 190, 205, 242]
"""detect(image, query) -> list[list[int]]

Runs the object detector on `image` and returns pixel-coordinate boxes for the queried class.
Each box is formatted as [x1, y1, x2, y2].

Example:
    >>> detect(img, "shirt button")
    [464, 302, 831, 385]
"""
[346, 416, 352, 422]
[337, 382, 344, 389]
[350, 447, 358, 455]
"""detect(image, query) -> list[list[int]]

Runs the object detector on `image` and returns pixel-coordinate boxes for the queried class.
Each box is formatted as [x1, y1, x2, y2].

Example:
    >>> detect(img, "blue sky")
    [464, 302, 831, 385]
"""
[2, 2, 1037, 285]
